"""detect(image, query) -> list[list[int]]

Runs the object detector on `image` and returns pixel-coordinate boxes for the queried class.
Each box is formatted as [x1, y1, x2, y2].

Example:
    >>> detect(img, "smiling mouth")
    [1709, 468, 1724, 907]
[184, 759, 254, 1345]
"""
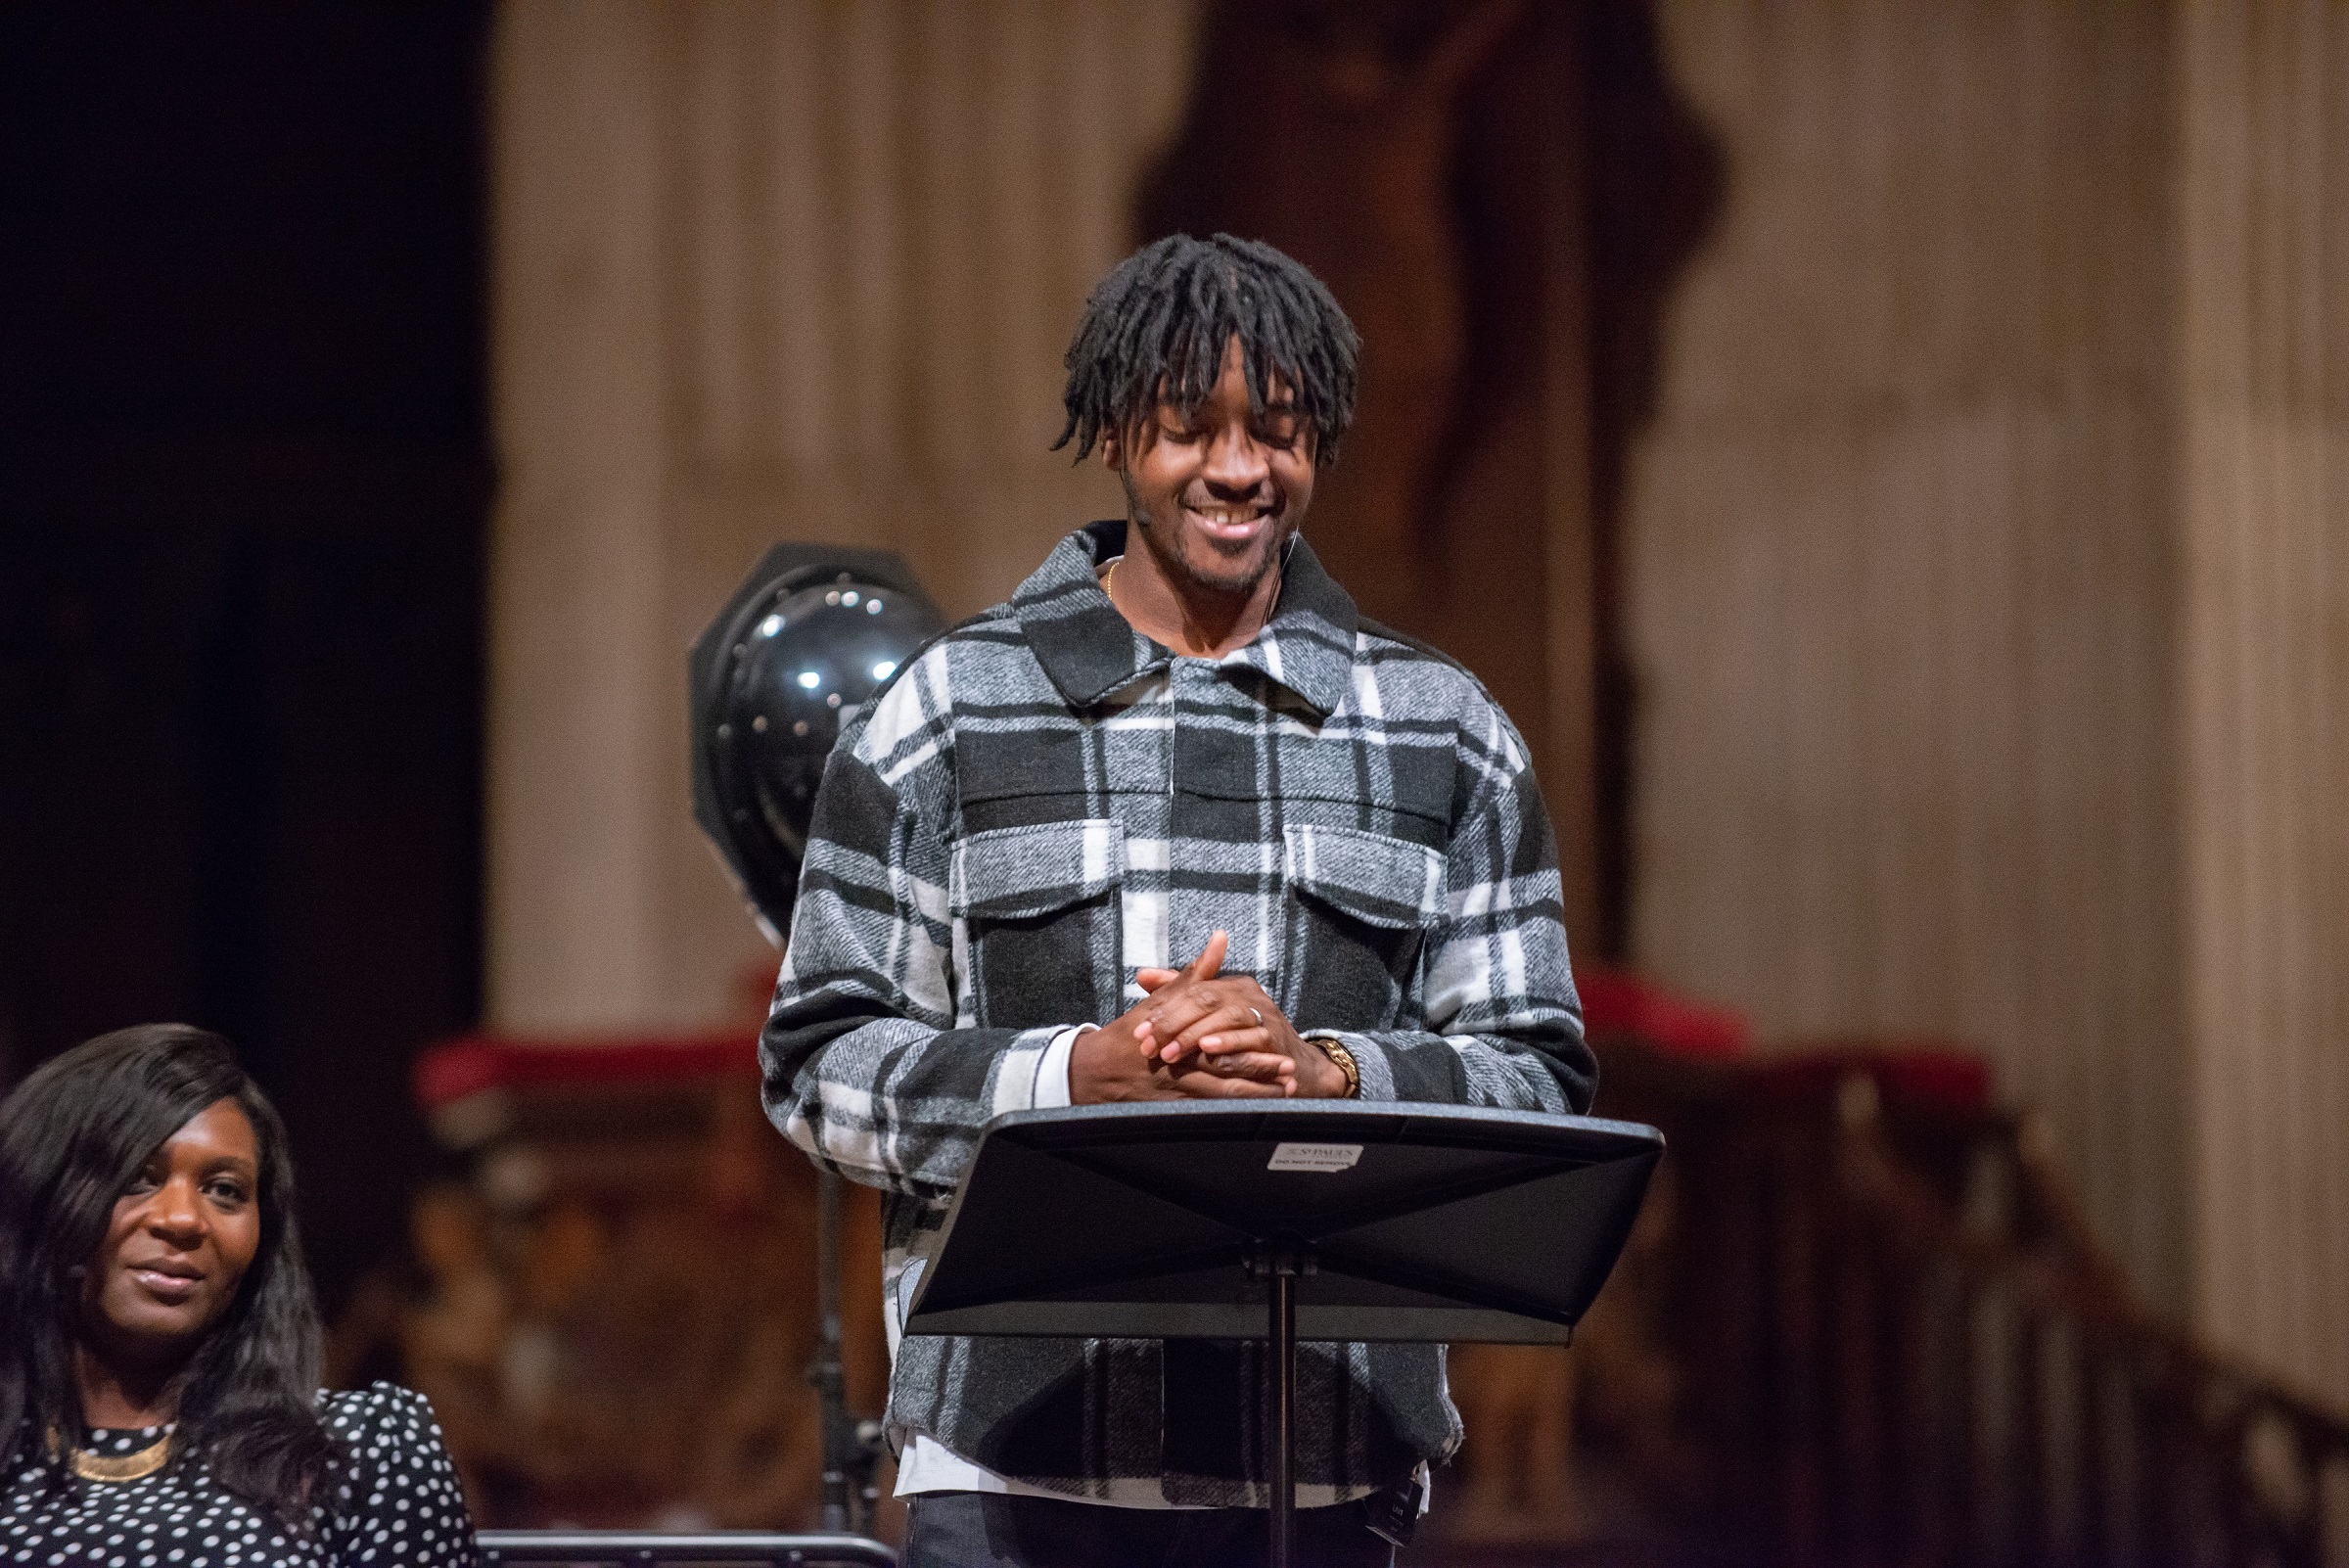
[1182, 500, 1274, 540]
[127, 1263, 205, 1299]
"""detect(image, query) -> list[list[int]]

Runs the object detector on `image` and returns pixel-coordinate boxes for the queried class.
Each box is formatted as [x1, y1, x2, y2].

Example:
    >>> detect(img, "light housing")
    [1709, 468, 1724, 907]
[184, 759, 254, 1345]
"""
[689, 543, 945, 942]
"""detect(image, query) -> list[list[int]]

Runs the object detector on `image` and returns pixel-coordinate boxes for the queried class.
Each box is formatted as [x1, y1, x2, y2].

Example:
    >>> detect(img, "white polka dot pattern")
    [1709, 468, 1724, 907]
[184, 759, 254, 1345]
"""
[1, 1382, 477, 1567]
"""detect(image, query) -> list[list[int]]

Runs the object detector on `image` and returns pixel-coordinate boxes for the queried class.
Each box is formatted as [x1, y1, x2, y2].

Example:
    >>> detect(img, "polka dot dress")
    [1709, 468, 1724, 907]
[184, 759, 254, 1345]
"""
[1, 1382, 477, 1566]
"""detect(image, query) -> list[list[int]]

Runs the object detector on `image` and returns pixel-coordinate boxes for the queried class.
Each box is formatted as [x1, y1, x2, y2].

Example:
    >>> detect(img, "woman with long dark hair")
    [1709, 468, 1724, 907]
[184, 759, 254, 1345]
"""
[0, 1023, 476, 1564]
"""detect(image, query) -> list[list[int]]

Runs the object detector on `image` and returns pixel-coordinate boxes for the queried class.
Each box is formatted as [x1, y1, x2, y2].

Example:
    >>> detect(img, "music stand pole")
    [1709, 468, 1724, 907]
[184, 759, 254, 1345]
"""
[813, 1167, 855, 1534]
[1273, 1265, 1296, 1568]
[1252, 1241, 1307, 1568]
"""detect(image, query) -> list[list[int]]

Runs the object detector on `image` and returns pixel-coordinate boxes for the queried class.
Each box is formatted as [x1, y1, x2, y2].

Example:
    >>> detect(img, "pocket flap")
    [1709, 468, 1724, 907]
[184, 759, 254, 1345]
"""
[951, 819, 1125, 919]
[1283, 823, 1445, 930]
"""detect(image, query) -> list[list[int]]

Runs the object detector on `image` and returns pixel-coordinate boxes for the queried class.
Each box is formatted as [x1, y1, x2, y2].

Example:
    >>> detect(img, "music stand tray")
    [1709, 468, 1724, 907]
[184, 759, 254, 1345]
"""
[901, 1100, 1664, 1566]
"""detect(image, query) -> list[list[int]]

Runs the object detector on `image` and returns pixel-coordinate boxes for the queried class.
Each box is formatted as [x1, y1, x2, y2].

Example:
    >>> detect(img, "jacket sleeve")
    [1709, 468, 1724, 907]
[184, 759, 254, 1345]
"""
[758, 681, 1065, 1202]
[1316, 704, 1597, 1115]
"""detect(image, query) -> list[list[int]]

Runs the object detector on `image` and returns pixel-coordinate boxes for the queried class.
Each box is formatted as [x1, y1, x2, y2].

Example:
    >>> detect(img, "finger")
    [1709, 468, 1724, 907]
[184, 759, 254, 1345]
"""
[1171, 995, 1271, 1053]
[1157, 1032, 1218, 1064]
[1167, 1066, 1288, 1100]
[1200, 1050, 1293, 1083]
[1184, 1005, 1273, 1055]
[1183, 1048, 1290, 1081]
[1155, 1035, 1207, 1067]
[1139, 1017, 1216, 1064]
[1135, 967, 1181, 992]
[1147, 1019, 1207, 1067]
[1162, 981, 1281, 1051]
[1145, 988, 1231, 1060]
[1183, 930, 1228, 983]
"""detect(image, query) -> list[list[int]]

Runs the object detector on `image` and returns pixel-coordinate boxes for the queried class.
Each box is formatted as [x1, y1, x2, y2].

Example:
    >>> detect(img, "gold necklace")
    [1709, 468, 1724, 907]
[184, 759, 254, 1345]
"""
[1103, 556, 1286, 654]
[48, 1425, 173, 1482]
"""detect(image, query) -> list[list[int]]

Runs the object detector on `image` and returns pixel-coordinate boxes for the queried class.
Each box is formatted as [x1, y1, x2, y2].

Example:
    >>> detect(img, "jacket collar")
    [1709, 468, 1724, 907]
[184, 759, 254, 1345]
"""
[1013, 520, 1359, 719]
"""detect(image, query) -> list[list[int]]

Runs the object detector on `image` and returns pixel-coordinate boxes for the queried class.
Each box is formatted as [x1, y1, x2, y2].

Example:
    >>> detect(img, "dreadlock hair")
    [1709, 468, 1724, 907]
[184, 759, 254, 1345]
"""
[1055, 233, 1361, 468]
[0, 1025, 343, 1529]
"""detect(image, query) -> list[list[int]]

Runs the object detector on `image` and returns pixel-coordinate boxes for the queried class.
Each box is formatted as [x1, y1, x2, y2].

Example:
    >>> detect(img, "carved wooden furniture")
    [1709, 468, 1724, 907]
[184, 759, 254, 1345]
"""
[364, 1033, 894, 1534]
[1508, 1030, 2349, 1566]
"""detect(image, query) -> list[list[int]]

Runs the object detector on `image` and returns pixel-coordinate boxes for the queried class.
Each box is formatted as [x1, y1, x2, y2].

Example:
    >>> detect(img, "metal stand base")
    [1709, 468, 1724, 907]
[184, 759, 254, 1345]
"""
[813, 1168, 884, 1536]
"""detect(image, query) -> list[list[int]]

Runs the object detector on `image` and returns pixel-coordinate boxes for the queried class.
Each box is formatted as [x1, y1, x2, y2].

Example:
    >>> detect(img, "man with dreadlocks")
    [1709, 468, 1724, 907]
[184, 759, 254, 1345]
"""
[761, 233, 1594, 1565]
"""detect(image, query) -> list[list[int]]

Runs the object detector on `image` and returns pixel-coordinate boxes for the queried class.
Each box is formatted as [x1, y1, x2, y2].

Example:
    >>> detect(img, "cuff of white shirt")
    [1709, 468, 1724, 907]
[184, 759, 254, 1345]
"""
[1034, 1024, 1093, 1110]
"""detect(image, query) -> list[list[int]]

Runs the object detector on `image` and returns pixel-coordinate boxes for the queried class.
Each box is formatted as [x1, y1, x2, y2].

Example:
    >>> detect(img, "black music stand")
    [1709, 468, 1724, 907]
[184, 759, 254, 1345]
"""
[902, 1100, 1665, 1568]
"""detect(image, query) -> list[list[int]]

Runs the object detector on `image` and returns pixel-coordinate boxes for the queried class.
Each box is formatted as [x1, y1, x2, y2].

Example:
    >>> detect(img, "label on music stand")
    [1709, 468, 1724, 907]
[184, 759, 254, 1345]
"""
[1267, 1141, 1363, 1173]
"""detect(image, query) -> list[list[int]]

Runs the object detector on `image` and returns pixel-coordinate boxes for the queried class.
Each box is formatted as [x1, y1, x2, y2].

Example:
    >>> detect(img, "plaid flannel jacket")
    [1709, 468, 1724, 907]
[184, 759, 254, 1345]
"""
[760, 521, 1594, 1506]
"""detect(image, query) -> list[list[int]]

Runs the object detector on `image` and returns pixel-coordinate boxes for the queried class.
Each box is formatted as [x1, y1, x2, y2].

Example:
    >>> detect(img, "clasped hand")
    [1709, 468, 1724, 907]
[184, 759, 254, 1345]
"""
[1067, 931, 1348, 1104]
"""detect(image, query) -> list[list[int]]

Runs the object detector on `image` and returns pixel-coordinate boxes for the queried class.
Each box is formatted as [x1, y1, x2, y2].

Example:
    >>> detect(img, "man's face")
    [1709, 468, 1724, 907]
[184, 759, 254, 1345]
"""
[1104, 337, 1316, 597]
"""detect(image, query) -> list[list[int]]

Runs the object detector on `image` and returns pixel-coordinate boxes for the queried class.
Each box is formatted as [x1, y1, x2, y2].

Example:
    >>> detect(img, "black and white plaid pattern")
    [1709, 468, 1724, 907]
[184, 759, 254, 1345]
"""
[761, 521, 1594, 1506]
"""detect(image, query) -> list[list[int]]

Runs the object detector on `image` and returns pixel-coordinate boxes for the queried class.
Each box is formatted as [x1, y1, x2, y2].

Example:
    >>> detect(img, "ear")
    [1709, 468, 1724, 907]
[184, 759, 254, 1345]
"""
[1100, 425, 1126, 473]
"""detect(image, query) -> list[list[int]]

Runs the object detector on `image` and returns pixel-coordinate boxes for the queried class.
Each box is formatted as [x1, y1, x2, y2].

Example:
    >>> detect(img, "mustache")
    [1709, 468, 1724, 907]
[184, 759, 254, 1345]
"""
[1178, 486, 1277, 512]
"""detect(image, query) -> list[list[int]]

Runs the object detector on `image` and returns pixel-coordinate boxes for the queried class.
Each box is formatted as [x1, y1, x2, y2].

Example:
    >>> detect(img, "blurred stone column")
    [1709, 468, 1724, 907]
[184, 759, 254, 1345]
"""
[486, 1, 1199, 1033]
[487, 0, 673, 1034]
[1630, 0, 2191, 1312]
[1631, 0, 2349, 1407]
[2176, 1, 2349, 1410]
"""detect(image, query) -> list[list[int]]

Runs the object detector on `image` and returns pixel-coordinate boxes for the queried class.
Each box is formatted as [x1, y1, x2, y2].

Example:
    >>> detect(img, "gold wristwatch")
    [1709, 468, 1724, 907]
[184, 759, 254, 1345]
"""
[1310, 1036, 1360, 1098]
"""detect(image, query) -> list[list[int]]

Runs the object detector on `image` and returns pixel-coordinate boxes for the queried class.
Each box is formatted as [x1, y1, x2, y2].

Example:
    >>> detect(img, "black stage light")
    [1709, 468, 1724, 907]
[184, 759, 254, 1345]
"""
[689, 543, 946, 943]
[689, 542, 945, 1538]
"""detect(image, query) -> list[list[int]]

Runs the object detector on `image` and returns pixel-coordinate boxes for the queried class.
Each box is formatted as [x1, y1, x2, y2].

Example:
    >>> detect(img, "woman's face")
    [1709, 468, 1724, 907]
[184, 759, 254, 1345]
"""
[82, 1097, 263, 1368]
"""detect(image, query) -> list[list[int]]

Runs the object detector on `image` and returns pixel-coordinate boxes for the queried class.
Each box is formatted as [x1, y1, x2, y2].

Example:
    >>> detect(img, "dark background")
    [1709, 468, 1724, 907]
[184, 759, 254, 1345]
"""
[0, 2, 491, 1311]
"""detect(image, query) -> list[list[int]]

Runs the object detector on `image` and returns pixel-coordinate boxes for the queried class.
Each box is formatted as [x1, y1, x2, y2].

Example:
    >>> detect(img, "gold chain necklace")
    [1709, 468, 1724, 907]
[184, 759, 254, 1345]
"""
[1102, 556, 1285, 652]
[47, 1425, 173, 1482]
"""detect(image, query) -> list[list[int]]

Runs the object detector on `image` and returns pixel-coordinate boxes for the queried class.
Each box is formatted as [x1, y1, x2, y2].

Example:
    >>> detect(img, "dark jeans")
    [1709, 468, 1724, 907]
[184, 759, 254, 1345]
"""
[903, 1490, 1398, 1568]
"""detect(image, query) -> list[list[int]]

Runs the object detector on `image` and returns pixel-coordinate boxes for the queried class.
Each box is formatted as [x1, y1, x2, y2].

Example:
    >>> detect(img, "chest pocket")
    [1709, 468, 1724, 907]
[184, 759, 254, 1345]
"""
[949, 819, 1125, 1030]
[1281, 822, 1446, 1033]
